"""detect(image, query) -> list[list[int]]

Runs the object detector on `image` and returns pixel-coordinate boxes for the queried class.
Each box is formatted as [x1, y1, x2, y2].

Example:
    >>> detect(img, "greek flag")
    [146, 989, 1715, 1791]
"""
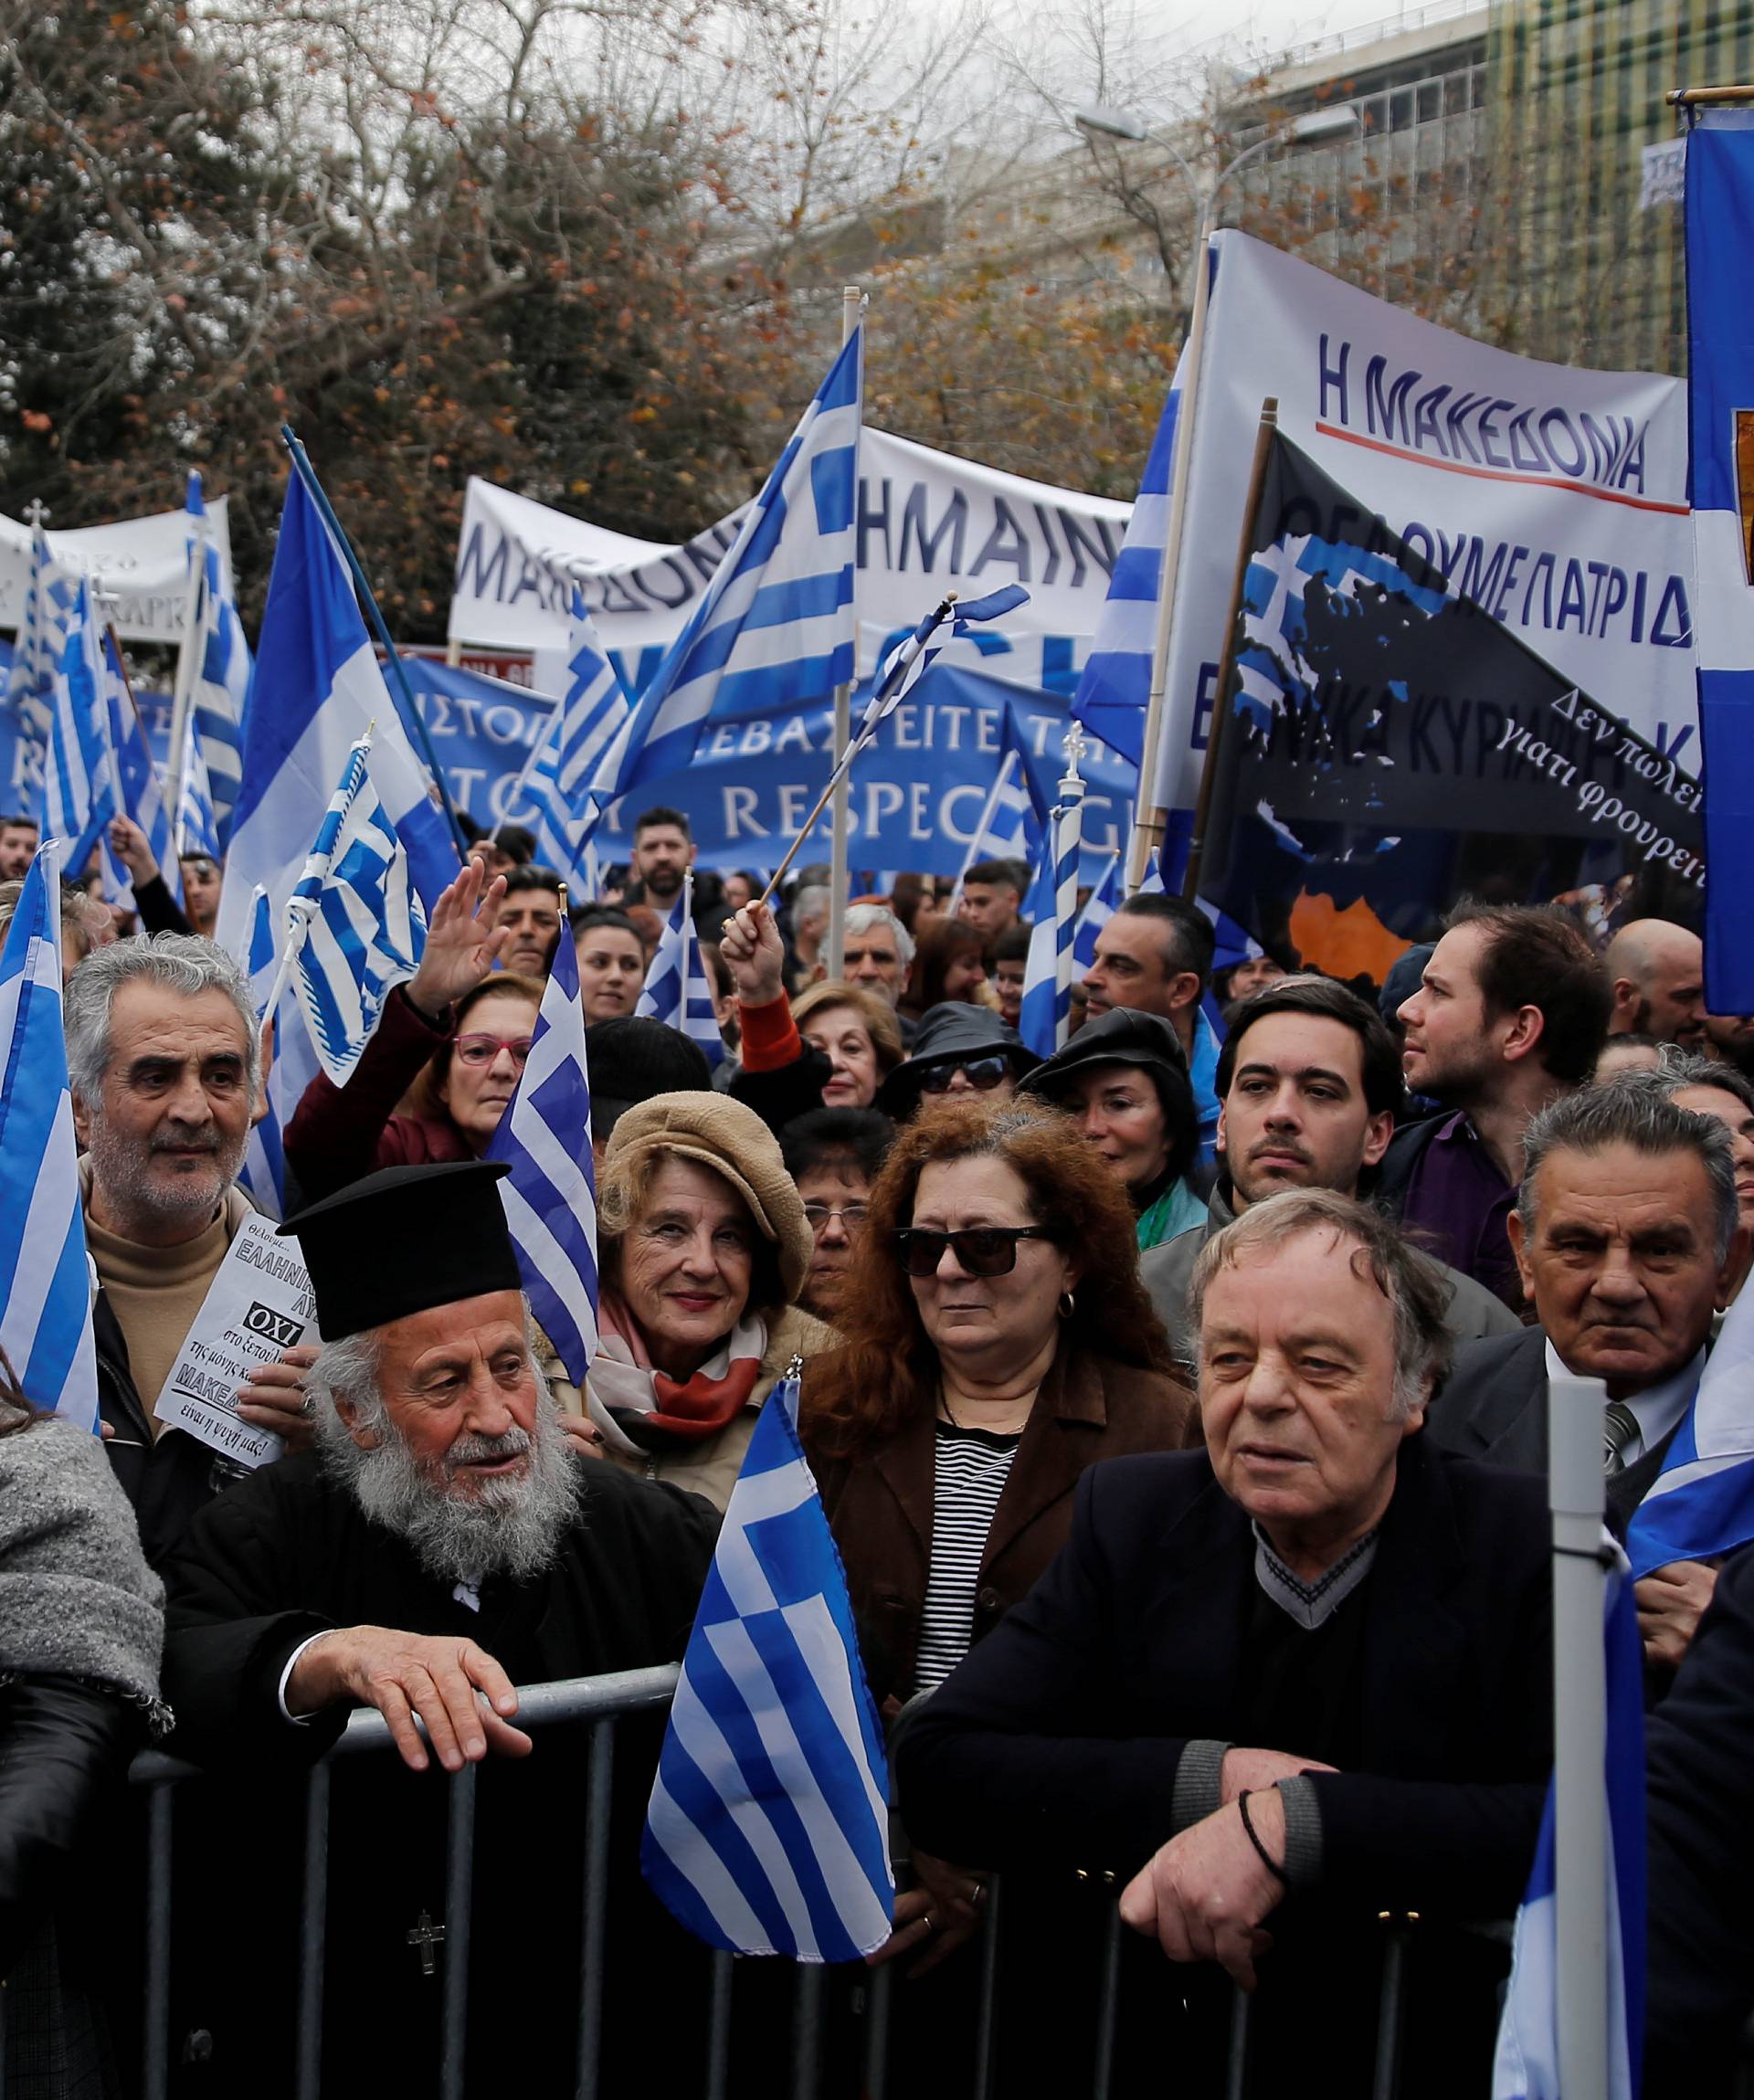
[236, 885, 287, 1220]
[513, 590, 629, 887]
[3, 522, 69, 770]
[1134, 847, 1166, 896]
[1073, 851, 1123, 971]
[289, 735, 428, 1087]
[636, 873, 724, 1069]
[102, 638, 179, 914]
[1492, 1546, 1644, 2100]
[1685, 111, 1754, 1010]
[175, 702, 222, 864]
[0, 845, 100, 1433]
[184, 472, 250, 842]
[1019, 767, 1082, 1059]
[40, 577, 118, 874]
[1626, 1275, 1754, 1579]
[1072, 370, 1182, 767]
[853, 584, 1030, 755]
[948, 705, 1049, 913]
[588, 328, 862, 804]
[485, 927, 597, 1385]
[642, 1372, 894, 1961]
[214, 472, 456, 1060]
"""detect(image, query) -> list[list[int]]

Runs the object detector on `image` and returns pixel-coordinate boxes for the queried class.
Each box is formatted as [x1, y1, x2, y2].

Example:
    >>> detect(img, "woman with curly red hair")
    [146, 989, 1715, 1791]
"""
[799, 1096, 1194, 1981]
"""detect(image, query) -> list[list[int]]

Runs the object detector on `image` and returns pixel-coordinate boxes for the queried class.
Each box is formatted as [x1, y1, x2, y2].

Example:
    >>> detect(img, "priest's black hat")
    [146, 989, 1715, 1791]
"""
[278, 1161, 522, 1340]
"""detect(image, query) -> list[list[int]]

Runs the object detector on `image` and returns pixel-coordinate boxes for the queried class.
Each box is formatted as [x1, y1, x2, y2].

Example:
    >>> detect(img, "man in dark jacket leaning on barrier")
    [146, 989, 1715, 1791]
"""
[898, 1188, 1552, 2099]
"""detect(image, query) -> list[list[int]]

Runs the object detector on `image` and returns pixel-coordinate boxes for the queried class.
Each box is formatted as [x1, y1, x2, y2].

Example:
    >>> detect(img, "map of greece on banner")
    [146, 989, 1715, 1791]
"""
[1156, 231, 1694, 817]
[449, 428, 1133, 701]
[0, 497, 238, 645]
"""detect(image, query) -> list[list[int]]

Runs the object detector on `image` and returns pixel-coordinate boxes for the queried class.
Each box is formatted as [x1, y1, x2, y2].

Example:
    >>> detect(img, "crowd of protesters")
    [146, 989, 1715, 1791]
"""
[8, 792, 1754, 2096]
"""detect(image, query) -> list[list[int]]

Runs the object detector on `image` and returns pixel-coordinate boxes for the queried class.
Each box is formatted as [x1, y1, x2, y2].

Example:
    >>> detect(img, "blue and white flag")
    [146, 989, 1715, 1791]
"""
[175, 700, 222, 864]
[1072, 374, 1181, 767]
[1073, 851, 1123, 972]
[1492, 1546, 1645, 2100]
[184, 471, 251, 843]
[948, 704, 1050, 913]
[1626, 1276, 1754, 1579]
[853, 584, 1031, 755]
[1134, 847, 1166, 896]
[642, 1371, 894, 1961]
[1018, 818, 1065, 1060]
[289, 735, 428, 1087]
[102, 635, 179, 914]
[3, 522, 71, 775]
[40, 578, 118, 875]
[215, 472, 457, 976]
[1685, 111, 1754, 1010]
[635, 873, 724, 1070]
[0, 845, 100, 1433]
[588, 328, 862, 803]
[485, 927, 598, 1385]
[236, 885, 288, 1220]
[514, 589, 629, 886]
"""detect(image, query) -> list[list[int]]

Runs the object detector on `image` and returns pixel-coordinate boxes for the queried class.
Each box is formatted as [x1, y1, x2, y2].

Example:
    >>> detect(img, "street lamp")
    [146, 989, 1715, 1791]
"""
[1072, 97, 1359, 885]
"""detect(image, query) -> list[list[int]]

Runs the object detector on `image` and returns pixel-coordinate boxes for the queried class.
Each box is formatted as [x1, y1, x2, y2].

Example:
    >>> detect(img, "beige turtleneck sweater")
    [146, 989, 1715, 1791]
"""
[79, 1158, 255, 1430]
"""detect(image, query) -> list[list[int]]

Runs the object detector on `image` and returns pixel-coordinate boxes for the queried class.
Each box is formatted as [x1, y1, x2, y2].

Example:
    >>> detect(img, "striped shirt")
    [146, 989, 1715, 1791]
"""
[914, 1421, 1022, 1695]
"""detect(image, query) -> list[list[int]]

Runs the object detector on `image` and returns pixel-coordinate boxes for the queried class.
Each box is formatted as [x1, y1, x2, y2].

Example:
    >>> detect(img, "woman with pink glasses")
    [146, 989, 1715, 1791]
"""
[284, 860, 543, 1201]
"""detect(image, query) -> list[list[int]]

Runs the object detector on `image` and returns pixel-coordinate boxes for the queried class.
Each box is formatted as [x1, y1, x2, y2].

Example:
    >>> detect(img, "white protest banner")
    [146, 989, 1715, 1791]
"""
[1154, 230, 1694, 817]
[156, 1211, 318, 1470]
[0, 498, 237, 645]
[449, 429, 1132, 699]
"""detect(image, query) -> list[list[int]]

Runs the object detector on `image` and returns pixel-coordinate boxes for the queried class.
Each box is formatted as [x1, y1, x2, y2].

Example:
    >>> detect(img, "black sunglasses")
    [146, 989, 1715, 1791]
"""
[892, 1226, 1059, 1278]
[917, 1055, 1009, 1096]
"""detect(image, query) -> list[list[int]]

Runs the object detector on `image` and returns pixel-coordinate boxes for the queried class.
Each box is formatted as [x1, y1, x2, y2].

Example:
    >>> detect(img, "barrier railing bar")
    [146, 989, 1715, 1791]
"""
[439, 1762, 475, 2100]
[143, 1782, 174, 2100]
[128, 1665, 684, 1786]
[1092, 1898, 1124, 2100]
[1371, 1921, 1411, 2100]
[971, 1874, 1002, 2100]
[576, 1715, 616, 2099]
[294, 1762, 331, 2100]
[790, 1962, 824, 2100]
[861, 1959, 892, 2100]
[1224, 1984, 1251, 2100]
[0, 1976, 9, 2100]
[704, 1949, 735, 2100]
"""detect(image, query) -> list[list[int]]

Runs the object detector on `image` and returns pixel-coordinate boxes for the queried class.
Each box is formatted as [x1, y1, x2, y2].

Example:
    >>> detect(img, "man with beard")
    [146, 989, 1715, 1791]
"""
[159, 1160, 719, 2093]
[66, 935, 317, 1558]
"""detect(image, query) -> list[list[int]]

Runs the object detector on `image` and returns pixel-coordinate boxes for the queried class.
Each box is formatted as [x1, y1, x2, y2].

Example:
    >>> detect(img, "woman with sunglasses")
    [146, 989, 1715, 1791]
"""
[873, 999, 1040, 1121]
[285, 860, 540, 1201]
[799, 1097, 1192, 1996]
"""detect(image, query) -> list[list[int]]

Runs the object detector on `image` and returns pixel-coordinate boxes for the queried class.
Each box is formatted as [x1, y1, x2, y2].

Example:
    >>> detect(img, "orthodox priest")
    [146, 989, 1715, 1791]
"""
[156, 1161, 720, 2096]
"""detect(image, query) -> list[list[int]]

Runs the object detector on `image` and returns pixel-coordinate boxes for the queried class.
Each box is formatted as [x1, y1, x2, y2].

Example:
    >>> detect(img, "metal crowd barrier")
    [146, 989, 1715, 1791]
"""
[51, 1665, 1436, 2100]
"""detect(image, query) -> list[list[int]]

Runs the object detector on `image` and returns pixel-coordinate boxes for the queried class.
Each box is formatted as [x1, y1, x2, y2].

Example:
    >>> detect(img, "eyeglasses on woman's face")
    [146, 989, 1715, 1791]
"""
[917, 1055, 1009, 1096]
[452, 1033, 534, 1069]
[891, 1225, 1058, 1278]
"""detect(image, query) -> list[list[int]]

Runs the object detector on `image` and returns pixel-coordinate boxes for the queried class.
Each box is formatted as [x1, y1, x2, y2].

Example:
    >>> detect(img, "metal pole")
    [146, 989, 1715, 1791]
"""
[165, 506, 206, 852]
[827, 281, 863, 979]
[294, 1764, 331, 2100]
[143, 1782, 174, 2100]
[861, 1958, 892, 2100]
[576, 1716, 616, 2099]
[1128, 214, 1215, 890]
[789, 1963, 824, 2100]
[1550, 1369, 1610, 2097]
[439, 1763, 476, 2100]
[971, 1875, 1003, 2100]
[704, 1951, 735, 2100]
[1370, 1917, 1411, 2100]
[1091, 1899, 1124, 2100]
[1223, 1984, 1251, 2100]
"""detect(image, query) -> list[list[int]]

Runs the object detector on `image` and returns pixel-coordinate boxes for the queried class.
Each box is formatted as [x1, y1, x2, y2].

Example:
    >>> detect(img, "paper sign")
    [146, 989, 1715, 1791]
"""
[156, 1211, 320, 1469]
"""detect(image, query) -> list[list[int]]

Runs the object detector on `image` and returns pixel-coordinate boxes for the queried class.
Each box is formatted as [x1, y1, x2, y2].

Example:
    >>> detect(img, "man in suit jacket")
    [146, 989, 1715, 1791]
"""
[899, 1189, 1550, 2099]
[1426, 1079, 1747, 1672]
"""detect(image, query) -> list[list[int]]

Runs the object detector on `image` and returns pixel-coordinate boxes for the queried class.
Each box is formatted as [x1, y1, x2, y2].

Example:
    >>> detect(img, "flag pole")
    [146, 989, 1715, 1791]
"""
[827, 282, 863, 977]
[257, 727, 375, 1027]
[1053, 726, 1087, 1050]
[949, 746, 1020, 916]
[165, 490, 206, 849]
[1548, 1370, 1611, 2094]
[1128, 224, 1217, 891]
[1180, 397, 1278, 906]
[279, 427, 471, 863]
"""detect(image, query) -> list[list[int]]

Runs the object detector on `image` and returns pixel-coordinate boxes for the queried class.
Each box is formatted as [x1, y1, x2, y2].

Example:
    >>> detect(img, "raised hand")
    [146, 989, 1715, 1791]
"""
[407, 859, 510, 1019]
[718, 902, 787, 1007]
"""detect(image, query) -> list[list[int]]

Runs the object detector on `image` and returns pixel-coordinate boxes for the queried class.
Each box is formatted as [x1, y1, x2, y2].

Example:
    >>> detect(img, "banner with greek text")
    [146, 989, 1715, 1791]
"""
[1155, 231, 1694, 824]
[448, 429, 1133, 701]
[0, 498, 237, 646]
[1199, 430, 1701, 987]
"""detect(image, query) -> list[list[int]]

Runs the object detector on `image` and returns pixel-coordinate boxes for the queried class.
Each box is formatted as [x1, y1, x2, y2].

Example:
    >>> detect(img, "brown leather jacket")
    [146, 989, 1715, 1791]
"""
[801, 1342, 1196, 1709]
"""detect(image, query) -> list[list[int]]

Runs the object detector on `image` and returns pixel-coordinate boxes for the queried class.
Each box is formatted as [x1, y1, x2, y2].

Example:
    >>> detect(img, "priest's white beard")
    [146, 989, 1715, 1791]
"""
[313, 1345, 579, 1586]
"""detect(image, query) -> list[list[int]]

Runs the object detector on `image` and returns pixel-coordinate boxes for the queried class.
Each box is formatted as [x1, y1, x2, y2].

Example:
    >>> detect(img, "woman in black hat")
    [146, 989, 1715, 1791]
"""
[1019, 1007, 1206, 1251]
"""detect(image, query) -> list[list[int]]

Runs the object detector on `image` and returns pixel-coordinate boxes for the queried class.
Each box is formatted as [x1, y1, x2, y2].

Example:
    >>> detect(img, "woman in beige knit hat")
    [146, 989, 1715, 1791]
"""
[544, 1091, 834, 1511]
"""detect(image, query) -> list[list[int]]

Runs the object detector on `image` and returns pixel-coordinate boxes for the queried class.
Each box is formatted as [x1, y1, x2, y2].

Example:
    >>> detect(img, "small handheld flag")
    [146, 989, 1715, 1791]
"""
[642, 1371, 894, 1960]
[236, 885, 288, 1220]
[635, 873, 724, 1071]
[485, 915, 599, 1386]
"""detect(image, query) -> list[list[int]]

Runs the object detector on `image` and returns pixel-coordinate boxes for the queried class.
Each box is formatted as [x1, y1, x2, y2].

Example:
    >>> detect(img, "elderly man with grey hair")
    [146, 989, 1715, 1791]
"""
[65, 934, 315, 1560]
[898, 1188, 1552, 2097]
[840, 902, 914, 1014]
[1427, 1079, 1749, 1671]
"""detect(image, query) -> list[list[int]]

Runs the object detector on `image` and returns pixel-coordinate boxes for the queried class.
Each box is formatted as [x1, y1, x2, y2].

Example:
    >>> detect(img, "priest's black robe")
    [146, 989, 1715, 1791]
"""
[148, 1451, 722, 2098]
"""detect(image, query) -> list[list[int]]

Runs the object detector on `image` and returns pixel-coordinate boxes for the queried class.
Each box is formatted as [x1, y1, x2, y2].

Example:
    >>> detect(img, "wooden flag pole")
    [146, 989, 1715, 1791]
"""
[164, 503, 206, 850]
[1180, 396, 1278, 906]
[827, 282, 863, 977]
